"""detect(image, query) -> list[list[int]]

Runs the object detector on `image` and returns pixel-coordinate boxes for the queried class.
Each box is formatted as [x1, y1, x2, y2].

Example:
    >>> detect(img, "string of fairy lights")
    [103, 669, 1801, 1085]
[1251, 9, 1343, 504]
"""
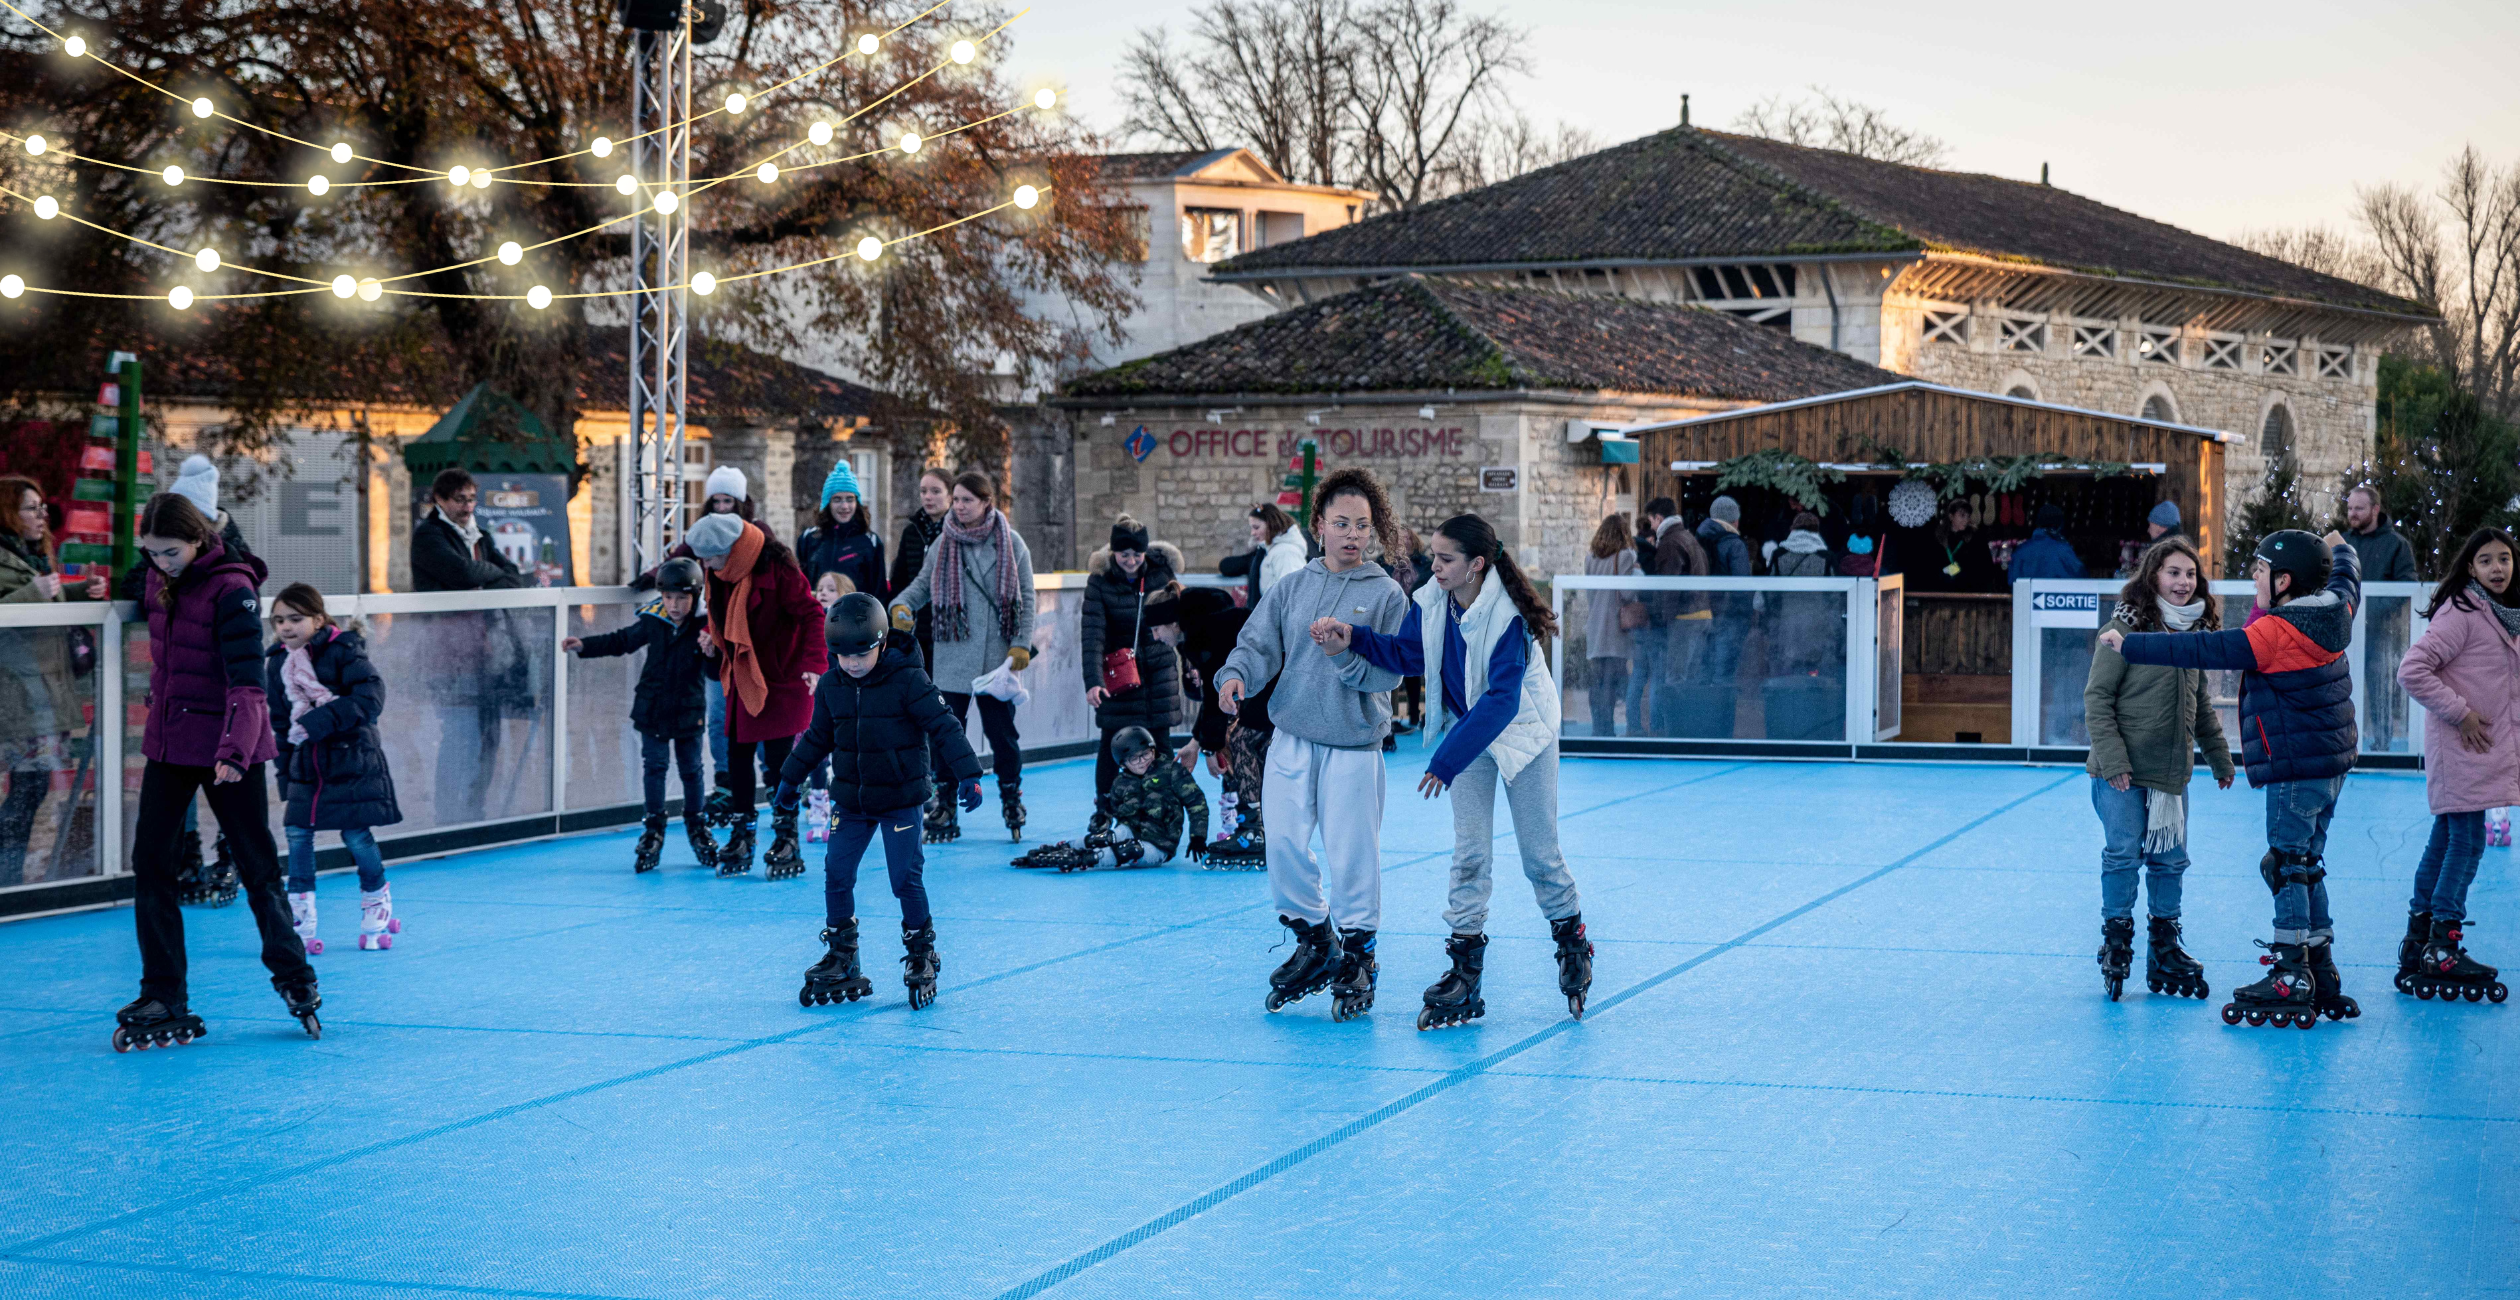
[0, 0, 1059, 308]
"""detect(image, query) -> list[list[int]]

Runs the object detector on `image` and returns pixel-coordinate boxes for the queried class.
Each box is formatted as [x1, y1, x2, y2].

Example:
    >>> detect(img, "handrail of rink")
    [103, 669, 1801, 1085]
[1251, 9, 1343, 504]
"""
[0, 573, 1243, 918]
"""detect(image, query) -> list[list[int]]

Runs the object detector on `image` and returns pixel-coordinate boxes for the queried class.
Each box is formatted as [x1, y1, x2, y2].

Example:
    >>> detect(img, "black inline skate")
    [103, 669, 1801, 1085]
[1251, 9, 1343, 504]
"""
[763, 807, 804, 881]
[179, 833, 240, 908]
[1417, 933, 1486, 1031]
[2221, 941, 2318, 1029]
[1000, 780, 1026, 842]
[1203, 826, 1267, 872]
[111, 996, 207, 1052]
[2144, 916, 2210, 999]
[2409, 917, 2508, 1004]
[632, 815, 666, 874]
[924, 791, 960, 844]
[1265, 915, 1338, 1011]
[274, 973, 323, 1039]
[1552, 914, 1594, 1019]
[2098, 916, 2135, 1001]
[1329, 928, 1378, 1022]
[902, 924, 941, 1010]
[800, 920, 875, 1006]
[683, 813, 719, 871]
[703, 780, 737, 828]
[717, 821, 755, 876]
[2394, 911, 2431, 995]
[2304, 936, 2359, 1020]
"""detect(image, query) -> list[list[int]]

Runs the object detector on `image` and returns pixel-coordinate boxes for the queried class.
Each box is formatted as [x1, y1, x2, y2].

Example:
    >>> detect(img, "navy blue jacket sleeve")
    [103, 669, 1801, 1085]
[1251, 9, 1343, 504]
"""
[1344, 603, 1426, 676]
[574, 620, 647, 661]
[2118, 626, 2260, 671]
[1428, 618, 1528, 784]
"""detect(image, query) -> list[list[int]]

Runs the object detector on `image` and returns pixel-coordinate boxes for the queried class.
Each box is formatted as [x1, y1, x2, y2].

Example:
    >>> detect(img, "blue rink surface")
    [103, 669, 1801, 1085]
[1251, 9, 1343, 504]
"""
[3, 753, 2515, 1299]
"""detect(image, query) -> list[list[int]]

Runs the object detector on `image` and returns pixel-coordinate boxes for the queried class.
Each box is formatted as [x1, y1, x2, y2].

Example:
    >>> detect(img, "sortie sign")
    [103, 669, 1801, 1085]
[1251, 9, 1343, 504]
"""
[1162, 425, 1466, 459]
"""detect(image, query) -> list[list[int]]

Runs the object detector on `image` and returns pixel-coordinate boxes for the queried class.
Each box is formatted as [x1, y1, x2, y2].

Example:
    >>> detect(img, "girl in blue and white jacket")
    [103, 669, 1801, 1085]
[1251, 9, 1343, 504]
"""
[1312, 513, 1591, 1030]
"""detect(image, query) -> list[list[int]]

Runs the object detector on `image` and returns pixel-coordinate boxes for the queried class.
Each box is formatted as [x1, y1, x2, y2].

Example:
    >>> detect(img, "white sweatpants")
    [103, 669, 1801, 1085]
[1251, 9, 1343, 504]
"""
[1263, 732, 1387, 931]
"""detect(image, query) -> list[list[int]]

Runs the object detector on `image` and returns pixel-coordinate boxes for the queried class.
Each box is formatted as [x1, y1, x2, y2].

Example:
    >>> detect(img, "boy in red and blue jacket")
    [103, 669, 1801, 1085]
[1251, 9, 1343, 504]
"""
[2102, 529, 2362, 1027]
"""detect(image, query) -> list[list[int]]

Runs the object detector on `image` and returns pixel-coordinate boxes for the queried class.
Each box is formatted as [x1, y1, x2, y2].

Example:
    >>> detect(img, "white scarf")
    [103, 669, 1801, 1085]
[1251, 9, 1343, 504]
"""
[280, 644, 335, 745]
[435, 506, 483, 551]
[2157, 598, 2206, 631]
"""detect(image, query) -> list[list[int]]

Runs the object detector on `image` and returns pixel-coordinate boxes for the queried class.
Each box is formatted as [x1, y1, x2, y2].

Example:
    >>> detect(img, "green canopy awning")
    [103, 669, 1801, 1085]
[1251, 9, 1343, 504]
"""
[402, 384, 578, 477]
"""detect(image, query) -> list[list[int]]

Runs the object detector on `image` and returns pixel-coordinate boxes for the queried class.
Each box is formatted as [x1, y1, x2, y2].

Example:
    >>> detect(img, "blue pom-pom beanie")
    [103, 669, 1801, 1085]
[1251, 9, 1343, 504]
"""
[820, 460, 862, 506]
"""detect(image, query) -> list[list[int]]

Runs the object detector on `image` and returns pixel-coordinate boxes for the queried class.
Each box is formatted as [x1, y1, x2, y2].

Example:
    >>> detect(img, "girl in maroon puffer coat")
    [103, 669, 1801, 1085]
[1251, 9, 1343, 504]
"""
[112, 494, 322, 1051]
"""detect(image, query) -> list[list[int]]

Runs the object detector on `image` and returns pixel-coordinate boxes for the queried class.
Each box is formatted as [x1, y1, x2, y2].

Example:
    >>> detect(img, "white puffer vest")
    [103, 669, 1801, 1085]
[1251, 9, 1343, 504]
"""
[1415, 574, 1560, 781]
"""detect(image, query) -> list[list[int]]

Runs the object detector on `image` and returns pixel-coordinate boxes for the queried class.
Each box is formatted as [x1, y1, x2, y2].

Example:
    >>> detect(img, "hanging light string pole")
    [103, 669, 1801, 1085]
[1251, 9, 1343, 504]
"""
[625, 0, 695, 574]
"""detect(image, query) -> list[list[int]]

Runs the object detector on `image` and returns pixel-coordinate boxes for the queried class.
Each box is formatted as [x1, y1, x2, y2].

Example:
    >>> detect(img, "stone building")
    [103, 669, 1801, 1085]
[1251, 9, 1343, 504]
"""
[1207, 126, 2436, 519]
[1055, 276, 1894, 576]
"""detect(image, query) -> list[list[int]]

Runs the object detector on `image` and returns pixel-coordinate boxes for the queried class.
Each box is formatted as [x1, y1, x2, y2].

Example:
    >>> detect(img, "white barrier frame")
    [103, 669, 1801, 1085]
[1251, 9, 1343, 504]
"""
[1549, 575, 1879, 745]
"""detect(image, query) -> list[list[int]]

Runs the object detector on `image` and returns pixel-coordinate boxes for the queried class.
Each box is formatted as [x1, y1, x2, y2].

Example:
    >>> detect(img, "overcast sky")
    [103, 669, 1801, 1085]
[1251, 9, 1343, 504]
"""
[1001, 0, 2520, 244]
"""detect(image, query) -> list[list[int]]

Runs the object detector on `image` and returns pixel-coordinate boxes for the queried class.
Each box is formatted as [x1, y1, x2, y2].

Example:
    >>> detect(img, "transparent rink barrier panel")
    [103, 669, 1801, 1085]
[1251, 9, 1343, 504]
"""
[0, 623, 103, 888]
[567, 601, 646, 814]
[1561, 585, 1847, 742]
[352, 606, 555, 831]
[2362, 592, 2415, 754]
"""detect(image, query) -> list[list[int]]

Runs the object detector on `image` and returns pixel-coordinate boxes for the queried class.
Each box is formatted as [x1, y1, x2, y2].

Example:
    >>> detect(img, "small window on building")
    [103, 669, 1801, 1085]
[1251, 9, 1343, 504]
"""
[1922, 309, 1968, 346]
[2140, 393, 2178, 423]
[2137, 329, 2180, 365]
[2071, 324, 2116, 359]
[1256, 211, 1305, 247]
[2202, 336, 2242, 371]
[2261, 403, 2298, 478]
[1722, 306, 1794, 334]
[1999, 317, 2048, 354]
[2315, 346, 2353, 380]
[1180, 208, 1243, 263]
[2006, 384, 2039, 400]
[2261, 341, 2298, 376]
[1690, 264, 1796, 300]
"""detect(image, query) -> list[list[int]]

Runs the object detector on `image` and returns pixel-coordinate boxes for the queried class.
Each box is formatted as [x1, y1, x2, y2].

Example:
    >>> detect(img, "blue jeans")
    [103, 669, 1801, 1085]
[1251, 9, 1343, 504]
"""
[825, 807, 929, 930]
[284, 824, 386, 893]
[706, 677, 729, 775]
[2091, 778, 2187, 920]
[1626, 637, 1663, 737]
[2411, 811, 2485, 921]
[2265, 775, 2345, 941]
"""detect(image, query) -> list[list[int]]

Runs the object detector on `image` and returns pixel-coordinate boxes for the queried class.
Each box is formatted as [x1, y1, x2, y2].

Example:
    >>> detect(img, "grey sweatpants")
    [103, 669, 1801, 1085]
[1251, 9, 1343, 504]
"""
[1264, 732, 1387, 930]
[1445, 743, 1581, 934]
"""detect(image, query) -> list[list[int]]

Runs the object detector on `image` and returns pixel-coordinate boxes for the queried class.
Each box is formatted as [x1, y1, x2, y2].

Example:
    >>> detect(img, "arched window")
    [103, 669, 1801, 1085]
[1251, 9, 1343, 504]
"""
[2006, 385, 2037, 400]
[2260, 403, 2298, 479]
[2140, 393, 2177, 423]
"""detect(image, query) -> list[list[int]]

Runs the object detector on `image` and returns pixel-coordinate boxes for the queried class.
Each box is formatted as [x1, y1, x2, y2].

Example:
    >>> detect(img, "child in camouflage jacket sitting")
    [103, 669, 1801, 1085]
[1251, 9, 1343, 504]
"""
[1012, 726, 1209, 871]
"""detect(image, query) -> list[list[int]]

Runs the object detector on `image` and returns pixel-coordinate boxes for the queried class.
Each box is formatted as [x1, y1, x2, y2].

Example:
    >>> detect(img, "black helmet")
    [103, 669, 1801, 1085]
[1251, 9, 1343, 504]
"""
[2253, 529, 2332, 599]
[656, 557, 704, 595]
[826, 591, 888, 655]
[1111, 726, 1157, 767]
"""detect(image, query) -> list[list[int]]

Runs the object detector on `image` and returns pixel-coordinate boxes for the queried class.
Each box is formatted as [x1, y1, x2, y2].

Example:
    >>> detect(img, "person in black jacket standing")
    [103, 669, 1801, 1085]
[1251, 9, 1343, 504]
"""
[775, 594, 983, 1011]
[796, 460, 887, 598]
[887, 468, 951, 669]
[410, 468, 529, 826]
[1081, 517, 1185, 796]
[567, 558, 717, 873]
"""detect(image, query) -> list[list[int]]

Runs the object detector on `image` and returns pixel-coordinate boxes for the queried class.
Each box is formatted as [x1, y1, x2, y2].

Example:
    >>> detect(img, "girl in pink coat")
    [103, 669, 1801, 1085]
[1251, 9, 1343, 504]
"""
[2393, 527, 2517, 1003]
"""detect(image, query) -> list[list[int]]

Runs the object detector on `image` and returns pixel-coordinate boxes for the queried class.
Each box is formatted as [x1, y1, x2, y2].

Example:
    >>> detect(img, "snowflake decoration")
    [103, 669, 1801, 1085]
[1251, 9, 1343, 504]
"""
[1888, 478, 1939, 529]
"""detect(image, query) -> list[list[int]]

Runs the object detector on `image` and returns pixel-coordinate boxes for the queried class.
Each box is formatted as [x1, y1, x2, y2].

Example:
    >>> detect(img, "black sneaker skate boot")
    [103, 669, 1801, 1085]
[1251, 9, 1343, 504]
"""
[1417, 933, 1487, 1031]
[764, 807, 804, 881]
[800, 920, 875, 1006]
[1551, 914, 1595, 1019]
[1000, 780, 1026, 842]
[902, 924, 941, 1010]
[633, 815, 666, 874]
[2144, 916, 2209, 999]
[2414, 917, 2508, 1003]
[1329, 928, 1378, 1022]
[2303, 936, 2359, 1020]
[273, 973, 323, 1039]
[2098, 916, 2135, 1001]
[2395, 911, 2432, 994]
[111, 996, 206, 1052]
[1265, 915, 1338, 1011]
[1204, 825, 1266, 871]
[924, 791, 960, 844]
[718, 821, 756, 876]
[703, 778, 737, 828]
[683, 813, 719, 871]
[2222, 941, 2318, 1029]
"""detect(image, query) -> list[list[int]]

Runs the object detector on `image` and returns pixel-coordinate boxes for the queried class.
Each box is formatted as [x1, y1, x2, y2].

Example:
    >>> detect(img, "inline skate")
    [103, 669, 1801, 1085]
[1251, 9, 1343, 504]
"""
[702, 780, 737, 828]
[1203, 826, 1267, 871]
[717, 821, 756, 876]
[178, 833, 239, 908]
[1329, 928, 1378, 1022]
[923, 791, 960, 845]
[2098, 916, 2134, 1001]
[2394, 911, 2431, 994]
[1552, 914, 1594, 1019]
[1265, 916, 1338, 1011]
[2221, 941, 2318, 1029]
[2303, 936, 2358, 1020]
[274, 973, 323, 1039]
[1417, 933, 1486, 1031]
[902, 925, 941, 1010]
[764, 806, 804, 881]
[800, 920, 875, 1006]
[112, 996, 206, 1052]
[633, 815, 666, 874]
[682, 813, 719, 871]
[2144, 916, 2209, 999]
[2408, 917, 2508, 1003]
[1000, 780, 1026, 842]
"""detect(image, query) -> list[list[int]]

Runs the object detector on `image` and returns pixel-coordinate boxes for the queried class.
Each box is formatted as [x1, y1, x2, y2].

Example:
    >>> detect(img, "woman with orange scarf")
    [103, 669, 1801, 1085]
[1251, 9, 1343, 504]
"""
[685, 513, 828, 879]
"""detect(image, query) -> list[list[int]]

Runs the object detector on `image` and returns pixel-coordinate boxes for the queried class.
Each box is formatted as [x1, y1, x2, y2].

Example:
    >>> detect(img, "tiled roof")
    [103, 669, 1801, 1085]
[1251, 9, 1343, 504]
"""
[1060, 276, 1900, 401]
[1093, 150, 1244, 181]
[579, 330, 890, 422]
[1215, 127, 2426, 317]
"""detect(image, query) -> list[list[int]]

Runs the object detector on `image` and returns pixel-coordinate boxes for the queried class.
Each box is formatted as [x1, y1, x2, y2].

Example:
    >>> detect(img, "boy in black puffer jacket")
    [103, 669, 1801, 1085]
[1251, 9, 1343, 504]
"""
[566, 558, 716, 873]
[774, 593, 983, 1011]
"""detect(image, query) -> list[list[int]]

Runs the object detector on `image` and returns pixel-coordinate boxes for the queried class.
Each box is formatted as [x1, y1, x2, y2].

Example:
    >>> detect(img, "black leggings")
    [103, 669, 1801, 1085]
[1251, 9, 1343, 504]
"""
[641, 734, 705, 817]
[727, 736, 794, 817]
[942, 691, 1021, 786]
[131, 760, 310, 1004]
[1095, 725, 1173, 797]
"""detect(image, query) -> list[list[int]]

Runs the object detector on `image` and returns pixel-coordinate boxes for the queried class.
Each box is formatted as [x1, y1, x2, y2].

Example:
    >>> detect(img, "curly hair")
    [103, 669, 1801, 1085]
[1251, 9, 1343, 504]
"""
[1311, 467, 1399, 562]
[2116, 535, 2220, 633]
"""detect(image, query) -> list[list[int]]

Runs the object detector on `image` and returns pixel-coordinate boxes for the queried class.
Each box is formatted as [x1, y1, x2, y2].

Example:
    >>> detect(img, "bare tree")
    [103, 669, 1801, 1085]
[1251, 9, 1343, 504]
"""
[1118, 28, 1221, 157]
[1730, 87, 1949, 167]
[1343, 0, 1530, 210]
[2358, 147, 2520, 420]
[1428, 111, 1599, 196]
[1119, 0, 1351, 186]
[2232, 225, 2392, 289]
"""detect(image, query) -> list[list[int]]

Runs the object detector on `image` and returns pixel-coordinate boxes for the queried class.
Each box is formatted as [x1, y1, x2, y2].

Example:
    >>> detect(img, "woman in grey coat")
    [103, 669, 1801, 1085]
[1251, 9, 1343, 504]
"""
[891, 470, 1038, 841]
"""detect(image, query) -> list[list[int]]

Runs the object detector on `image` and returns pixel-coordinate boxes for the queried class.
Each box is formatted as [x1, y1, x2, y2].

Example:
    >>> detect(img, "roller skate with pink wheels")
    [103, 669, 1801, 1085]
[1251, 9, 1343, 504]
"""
[358, 884, 400, 951]
[290, 891, 323, 955]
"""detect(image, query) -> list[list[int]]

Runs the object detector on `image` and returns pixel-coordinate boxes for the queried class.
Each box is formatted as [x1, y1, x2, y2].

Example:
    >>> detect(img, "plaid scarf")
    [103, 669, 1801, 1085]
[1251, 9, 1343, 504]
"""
[935, 507, 1018, 643]
[2473, 581, 2520, 639]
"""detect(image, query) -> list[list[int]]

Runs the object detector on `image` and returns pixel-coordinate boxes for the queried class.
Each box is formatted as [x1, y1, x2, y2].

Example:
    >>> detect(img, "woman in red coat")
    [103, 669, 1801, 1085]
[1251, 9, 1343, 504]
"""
[684, 512, 827, 879]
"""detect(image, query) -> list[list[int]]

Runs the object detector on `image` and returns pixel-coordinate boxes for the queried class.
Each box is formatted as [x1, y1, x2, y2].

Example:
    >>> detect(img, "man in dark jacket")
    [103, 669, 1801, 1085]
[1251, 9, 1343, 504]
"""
[2006, 505, 2087, 581]
[567, 558, 715, 872]
[2341, 486, 2418, 581]
[409, 468, 529, 826]
[1695, 495, 1755, 686]
[2342, 483, 2418, 751]
[1638, 497, 1708, 733]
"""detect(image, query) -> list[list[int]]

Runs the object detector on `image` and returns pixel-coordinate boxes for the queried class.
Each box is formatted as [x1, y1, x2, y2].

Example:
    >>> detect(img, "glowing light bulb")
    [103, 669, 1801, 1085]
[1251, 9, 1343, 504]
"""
[1034, 88, 1056, 110]
[331, 274, 356, 298]
[330, 142, 353, 163]
[724, 92, 747, 114]
[1013, 185, 1039, 210]
[190, 97, 213, 119]
[62, 35, 85, 57]
[808, 122, 832, 146]
[194, 248, 219, 272]
[168, 286, 193, 310]
[592, 136, 612, 158]
[755, 162, 778, 184]
[358, 278, 382, 302]
[472, 167, 492, 189]
[161, 165, 184, 187]
[33, 196, 58, 220]
[653, 190, 678, 214]
[306, 175, 329, 195]
[498, 241, 523, 266]
[526, 285, 552, 310]
[449, 165, 471, 187]
[22, 135, 44, 156]
[857, 33, 879, 54]
[856, 236, 882, 262]
[951, 40, 975, 64]
[898, 132, 921, 155]
[616, 174, 638, 195]
[692, 271, 716, 296]
[1, 275, 22, 298]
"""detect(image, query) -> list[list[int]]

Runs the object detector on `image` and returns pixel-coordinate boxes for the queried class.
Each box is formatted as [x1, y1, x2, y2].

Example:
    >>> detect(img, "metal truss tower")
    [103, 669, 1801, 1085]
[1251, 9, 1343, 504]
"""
[625, 16, 691, 576]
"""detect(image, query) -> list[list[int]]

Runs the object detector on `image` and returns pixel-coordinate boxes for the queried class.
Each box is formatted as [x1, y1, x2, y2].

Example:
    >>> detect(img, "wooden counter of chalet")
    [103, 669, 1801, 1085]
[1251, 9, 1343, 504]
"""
[1899, 592, 2011, 743]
